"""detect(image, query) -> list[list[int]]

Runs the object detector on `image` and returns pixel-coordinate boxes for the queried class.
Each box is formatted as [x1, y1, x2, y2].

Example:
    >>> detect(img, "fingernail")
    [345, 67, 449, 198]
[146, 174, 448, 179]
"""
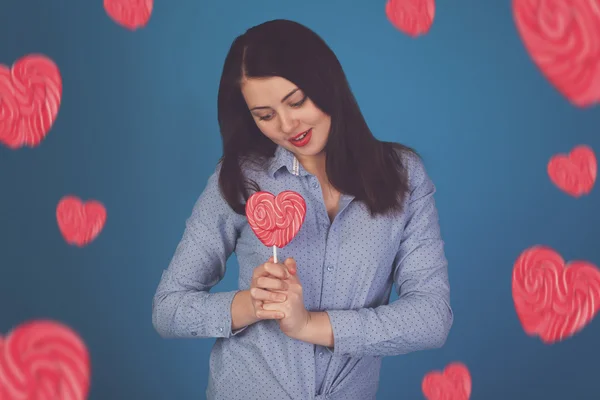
[277, 294, 286, 302]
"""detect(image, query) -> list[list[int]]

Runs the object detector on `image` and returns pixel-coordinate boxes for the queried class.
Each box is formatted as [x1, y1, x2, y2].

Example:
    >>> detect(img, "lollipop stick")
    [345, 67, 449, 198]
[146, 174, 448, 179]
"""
[273, 246, 278, 263]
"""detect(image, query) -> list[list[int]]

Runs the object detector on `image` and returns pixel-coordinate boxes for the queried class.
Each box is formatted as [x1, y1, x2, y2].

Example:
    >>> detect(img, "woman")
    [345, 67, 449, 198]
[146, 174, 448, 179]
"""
[152, 19, 453, 400]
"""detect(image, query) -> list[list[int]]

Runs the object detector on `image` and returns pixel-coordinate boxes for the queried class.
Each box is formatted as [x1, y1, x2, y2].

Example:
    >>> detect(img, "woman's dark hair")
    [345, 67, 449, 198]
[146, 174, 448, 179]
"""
[217, 19, 417, 216]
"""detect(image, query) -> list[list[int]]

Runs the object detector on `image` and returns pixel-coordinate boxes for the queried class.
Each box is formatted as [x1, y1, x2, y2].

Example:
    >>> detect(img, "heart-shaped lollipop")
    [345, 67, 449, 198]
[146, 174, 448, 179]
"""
[245, 190, 307, 262]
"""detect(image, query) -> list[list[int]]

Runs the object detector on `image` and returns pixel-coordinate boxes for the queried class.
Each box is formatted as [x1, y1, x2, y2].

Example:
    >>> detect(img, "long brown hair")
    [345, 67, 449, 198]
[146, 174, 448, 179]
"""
[217, 19, 417, 216]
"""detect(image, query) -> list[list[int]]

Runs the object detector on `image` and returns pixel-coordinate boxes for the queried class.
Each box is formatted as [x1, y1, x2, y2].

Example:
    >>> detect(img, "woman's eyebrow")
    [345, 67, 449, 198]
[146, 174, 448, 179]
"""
[249, 88, 300, 111]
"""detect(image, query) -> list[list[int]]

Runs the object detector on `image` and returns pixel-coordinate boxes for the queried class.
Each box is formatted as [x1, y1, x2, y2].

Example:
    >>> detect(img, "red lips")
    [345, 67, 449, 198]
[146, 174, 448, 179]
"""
[291, 129, 310, 141]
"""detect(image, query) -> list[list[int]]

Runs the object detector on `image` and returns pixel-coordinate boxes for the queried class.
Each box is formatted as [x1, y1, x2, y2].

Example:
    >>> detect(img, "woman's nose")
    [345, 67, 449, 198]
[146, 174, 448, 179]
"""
[279, 111, 299, 134]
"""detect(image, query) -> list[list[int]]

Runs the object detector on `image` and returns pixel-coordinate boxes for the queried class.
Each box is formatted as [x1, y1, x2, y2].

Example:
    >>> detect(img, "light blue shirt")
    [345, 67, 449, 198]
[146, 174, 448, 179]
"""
[152, 145, 453, 399]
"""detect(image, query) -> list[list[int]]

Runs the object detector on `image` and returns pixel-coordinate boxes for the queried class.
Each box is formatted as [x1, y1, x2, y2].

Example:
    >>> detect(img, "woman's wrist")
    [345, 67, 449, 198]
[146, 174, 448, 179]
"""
[231, 289, 259, 330]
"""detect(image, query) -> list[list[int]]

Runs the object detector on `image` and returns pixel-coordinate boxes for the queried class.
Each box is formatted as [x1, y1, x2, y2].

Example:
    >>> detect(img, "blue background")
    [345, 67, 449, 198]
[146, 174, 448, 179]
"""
[1, 0, 599, 399]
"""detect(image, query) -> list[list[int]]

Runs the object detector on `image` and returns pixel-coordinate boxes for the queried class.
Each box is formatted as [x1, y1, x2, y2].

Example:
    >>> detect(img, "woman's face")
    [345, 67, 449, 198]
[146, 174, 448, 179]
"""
[240, 76, 331, 159]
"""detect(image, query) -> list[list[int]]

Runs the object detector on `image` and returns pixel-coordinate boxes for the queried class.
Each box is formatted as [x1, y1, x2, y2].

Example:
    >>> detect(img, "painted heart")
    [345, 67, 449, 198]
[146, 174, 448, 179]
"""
[385, 0, 436, 37]
[0, 320, 90, 400]
[512, 0, 600, 107]
[104, 0, 153, 30]
[56, 196, 107, 247]
[512, 245, 600, 344]
[422, 362, 472, 400]
[0, 54, 62, 149]
[547, 145, 596, 197]
[245, 191, 306, 248]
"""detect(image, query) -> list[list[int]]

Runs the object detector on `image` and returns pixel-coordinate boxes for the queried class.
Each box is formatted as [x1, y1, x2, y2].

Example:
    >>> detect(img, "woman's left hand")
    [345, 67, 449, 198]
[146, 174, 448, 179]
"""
[262, 258, 310, 338]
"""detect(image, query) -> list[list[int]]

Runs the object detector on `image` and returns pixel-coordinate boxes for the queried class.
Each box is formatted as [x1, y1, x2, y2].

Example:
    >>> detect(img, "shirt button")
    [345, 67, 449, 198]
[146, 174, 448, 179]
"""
[327, 265, 334, 272]
[319, 352, 324, 358]
[191, 331, 197, 336]
[311, 180, 319, 188]
[219, 327, 224, 333]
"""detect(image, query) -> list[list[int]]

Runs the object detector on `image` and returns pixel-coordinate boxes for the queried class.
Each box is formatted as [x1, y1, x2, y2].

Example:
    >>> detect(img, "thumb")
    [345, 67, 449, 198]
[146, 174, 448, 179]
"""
[284, 258, 297, 275]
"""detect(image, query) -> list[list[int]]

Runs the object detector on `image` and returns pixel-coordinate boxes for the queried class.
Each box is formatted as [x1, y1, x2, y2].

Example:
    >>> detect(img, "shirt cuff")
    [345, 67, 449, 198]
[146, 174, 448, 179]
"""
[325, 309, 365, 357]
[203, 290, 244, 338]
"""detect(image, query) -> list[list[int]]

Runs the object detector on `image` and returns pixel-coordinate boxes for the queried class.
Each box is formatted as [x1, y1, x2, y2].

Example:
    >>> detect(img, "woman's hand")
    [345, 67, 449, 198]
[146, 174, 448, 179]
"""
[249, 257, 290, 321]
[262, 258, 310, 338]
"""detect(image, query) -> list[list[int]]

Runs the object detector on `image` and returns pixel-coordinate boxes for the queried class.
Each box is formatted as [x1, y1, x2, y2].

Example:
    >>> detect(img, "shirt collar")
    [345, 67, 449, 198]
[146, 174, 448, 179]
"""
[268, 145, 311, 177]
[267, 145, 356, 205]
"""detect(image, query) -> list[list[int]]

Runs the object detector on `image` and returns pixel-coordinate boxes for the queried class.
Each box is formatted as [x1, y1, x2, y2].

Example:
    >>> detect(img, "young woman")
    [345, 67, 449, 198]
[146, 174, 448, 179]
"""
[152, 19, 453, 400]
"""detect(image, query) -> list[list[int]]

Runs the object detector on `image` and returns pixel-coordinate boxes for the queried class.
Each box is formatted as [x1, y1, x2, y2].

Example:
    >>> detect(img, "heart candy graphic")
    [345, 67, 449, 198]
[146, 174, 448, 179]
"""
[104, 0, 153, 30]
[0, 320, 90, 400]
[422, 362, 472, 400]
[245, 191, 306, 248]
[512, 0, 600, 107]
[385, 0, 436, 37]
[547, 145, 596, 197]
[512, 246, 600, 344]
[56, 196, 107, 247]
[0, 54, 62, 149]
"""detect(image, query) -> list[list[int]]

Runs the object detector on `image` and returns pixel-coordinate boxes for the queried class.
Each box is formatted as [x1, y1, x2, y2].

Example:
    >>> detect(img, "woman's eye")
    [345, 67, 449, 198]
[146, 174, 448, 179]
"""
[290, 95, 307, 108]
[258, 114, 273, 121]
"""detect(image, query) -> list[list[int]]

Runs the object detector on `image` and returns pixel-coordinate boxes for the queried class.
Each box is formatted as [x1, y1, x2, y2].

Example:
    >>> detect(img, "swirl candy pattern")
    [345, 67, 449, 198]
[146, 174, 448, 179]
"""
[512, 246, 600, 344]
[547, 145, 597, 197]
[385, 0, 436, 37]
[513, 0, 600, 107]
[245, 191, 307, 248]
[104, 0, 153, 30]
[0, 320, 90, 400]
[0, 54, 62, 149]
[421, 362, 472, 400]
[56, 196, 107, 247]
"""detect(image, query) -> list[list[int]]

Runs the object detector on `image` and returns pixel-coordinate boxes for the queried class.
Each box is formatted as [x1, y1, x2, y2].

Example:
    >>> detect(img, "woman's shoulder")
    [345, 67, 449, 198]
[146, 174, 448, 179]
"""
[387, 143, 430, 189]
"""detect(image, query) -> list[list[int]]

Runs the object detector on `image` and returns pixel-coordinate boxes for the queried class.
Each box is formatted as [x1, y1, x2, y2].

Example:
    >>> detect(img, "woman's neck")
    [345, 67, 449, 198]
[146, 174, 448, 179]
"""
[296, 152, 327, 179]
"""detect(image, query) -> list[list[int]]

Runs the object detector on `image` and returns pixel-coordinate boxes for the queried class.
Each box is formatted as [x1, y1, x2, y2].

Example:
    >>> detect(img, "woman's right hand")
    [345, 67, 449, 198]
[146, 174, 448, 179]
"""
[250, 257, 290, 321]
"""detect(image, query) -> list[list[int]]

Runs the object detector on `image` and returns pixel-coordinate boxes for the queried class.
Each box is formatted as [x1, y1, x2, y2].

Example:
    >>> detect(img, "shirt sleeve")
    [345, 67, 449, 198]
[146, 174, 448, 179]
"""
[152, 164, 248, 339]
[325, 153, 453, 357]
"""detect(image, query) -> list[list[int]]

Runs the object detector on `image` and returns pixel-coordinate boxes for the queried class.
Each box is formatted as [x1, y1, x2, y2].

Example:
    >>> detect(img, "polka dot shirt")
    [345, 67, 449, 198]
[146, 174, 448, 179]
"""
[152, 146, 453, 399]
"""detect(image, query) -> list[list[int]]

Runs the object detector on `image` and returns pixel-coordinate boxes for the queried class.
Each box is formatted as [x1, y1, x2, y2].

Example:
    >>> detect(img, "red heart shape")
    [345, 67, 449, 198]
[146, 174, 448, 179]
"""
[104, 0, 153, 30]
[245, 191, 306, 248]
[512, 245, 600, 344]
[422, 362, 472, 400]
[512, 0, 600, 107]
[56, 196, 107, 247]
[0, 320, 90, 400]
[547, 145, 596, 197]
[385, 0, 436, 37]
[0, 54, 62, 149]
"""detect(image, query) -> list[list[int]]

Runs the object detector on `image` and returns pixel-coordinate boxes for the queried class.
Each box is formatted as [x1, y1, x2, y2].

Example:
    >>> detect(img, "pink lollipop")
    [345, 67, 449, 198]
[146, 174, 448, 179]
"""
[245, 190, 307, 263]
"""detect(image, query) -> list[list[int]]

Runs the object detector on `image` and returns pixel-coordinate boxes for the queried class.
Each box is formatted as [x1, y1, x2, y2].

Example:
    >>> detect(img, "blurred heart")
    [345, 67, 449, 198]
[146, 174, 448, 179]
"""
[422, 362, 471, 400]
[513, 0, 600, 107]
[245, 191, 306, 248]
[0, 54, 62, 149]
[0, 320, 90, 400]
[104, 0, 153, 30]
[547, 145, 596, 197]
[512, 245, 600, 344]
[56, 196, 107, 247]
[385, 0, 435, 37]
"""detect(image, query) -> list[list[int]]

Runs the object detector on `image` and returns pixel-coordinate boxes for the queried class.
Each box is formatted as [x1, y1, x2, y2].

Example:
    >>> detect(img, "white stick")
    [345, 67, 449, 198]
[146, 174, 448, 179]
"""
[273, 246, 278, 263]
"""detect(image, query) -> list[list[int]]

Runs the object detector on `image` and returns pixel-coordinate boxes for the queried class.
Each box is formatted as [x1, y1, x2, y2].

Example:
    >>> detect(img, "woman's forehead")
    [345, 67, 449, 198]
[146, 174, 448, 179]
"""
[241, 77, 300, 107]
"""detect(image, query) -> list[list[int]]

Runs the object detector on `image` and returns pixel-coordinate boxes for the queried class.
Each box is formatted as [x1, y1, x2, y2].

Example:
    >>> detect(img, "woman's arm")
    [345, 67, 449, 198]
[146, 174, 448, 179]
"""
[292, 154, 453, 357]
[152, 165, 253, 339]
